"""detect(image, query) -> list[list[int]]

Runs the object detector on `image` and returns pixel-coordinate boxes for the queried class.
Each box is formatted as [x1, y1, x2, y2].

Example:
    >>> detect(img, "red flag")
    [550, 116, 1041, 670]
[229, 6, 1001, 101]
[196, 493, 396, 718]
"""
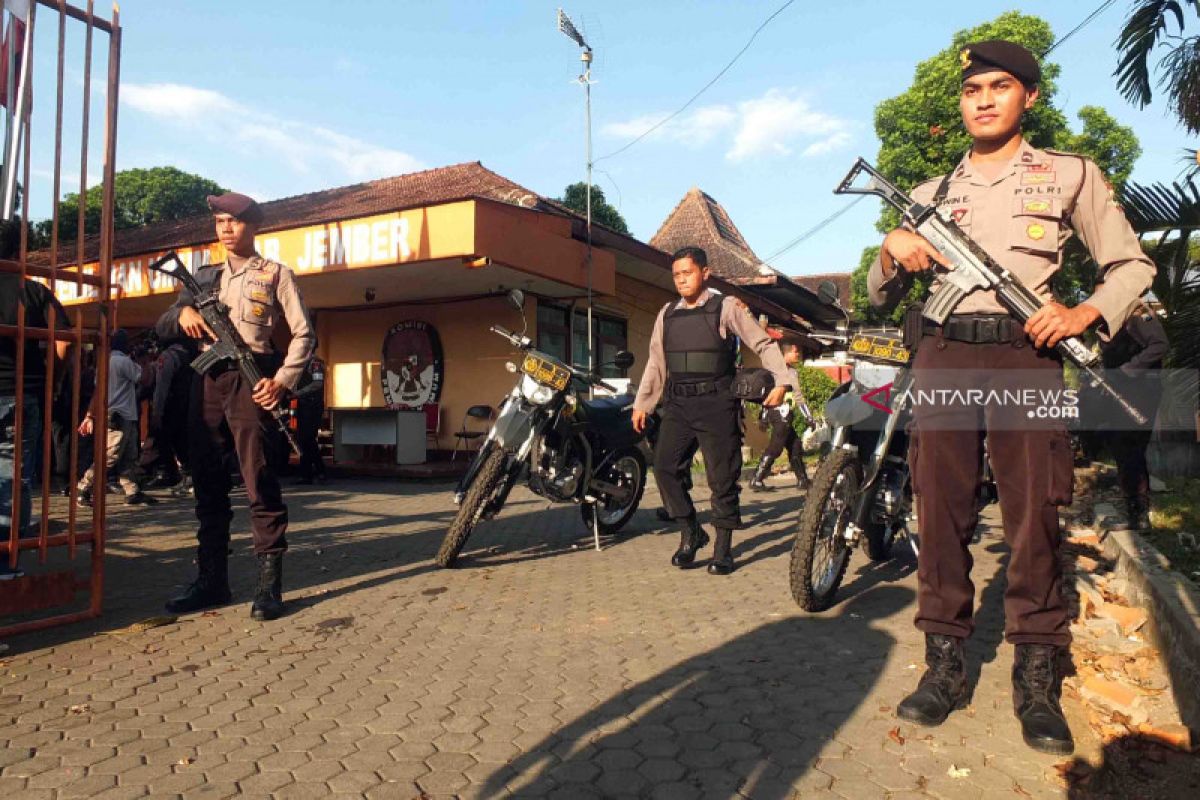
[0, 0, 31, 113]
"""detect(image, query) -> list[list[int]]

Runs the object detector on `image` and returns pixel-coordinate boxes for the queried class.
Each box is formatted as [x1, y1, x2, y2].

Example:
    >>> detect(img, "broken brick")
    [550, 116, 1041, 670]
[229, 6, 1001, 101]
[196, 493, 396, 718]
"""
[1096, 602, 1149, 635]
[1136, 723, 1194, 752]
[1081, 676, 1141, 717]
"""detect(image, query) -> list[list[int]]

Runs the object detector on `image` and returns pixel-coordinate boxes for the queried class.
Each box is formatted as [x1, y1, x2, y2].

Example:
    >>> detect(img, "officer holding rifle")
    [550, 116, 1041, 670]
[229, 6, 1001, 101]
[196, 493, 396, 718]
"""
[156, 192, 315, 622]
[868, 41, 1154, 755]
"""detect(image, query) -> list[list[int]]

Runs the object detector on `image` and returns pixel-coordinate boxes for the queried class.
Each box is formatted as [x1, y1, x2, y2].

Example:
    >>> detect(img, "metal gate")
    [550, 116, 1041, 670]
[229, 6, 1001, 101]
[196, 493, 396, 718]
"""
[0, 0, 120, 636]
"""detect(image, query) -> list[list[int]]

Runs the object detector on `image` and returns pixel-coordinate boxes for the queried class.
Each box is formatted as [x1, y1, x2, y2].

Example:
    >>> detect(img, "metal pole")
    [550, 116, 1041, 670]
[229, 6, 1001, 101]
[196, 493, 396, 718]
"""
[583, 48, 593, 381]
[2, 1, 35, 219]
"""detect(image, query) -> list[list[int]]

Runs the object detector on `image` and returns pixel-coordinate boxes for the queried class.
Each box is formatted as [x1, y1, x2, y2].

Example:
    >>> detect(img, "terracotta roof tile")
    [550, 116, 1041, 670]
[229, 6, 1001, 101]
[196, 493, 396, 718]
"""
[649, 188, 765, 281]
[32, 162, 570, 266]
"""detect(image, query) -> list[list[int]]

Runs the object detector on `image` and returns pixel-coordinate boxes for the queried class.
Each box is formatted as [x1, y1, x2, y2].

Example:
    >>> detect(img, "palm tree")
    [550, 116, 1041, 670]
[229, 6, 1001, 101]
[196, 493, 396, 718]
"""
[1115, 0, 1200, 133]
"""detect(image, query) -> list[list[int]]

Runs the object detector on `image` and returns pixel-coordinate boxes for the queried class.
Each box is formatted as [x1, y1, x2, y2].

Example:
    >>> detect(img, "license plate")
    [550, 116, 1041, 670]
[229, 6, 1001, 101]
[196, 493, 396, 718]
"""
[521, 354, 571, 391]
[848, 334, 910, 365]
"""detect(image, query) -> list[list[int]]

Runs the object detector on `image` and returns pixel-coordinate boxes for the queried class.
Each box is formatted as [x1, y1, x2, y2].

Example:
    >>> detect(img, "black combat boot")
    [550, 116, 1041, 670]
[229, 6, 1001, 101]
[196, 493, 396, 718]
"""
[748, 459, 774, 492]
[671, 517, 709, 568]
[250, 552, 284, 621]
[1126, 495, 1151, 531]
[1012, 644, 1074, 755]
[165, 545, 231, 614]
[794, 465, 811, 492]
[897, 634, 969, 726]
[707, 528, 735, 575]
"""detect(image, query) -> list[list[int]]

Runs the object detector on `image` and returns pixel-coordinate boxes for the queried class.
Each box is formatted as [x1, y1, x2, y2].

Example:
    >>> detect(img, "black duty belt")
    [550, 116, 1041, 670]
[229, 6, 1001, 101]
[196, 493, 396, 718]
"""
[924, 315, 1022, 344]
[667, 379, 724, 398]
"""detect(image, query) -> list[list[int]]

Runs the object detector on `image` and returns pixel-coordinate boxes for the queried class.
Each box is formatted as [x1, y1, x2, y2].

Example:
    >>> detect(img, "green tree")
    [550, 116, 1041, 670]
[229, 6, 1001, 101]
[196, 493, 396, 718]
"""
[1115, 0, 1200, 133]
[557, 182, 630, 235]
[37, 166, 226, 242]
[1059, 105, 1141, 192]
[849, 12, 1142, 320]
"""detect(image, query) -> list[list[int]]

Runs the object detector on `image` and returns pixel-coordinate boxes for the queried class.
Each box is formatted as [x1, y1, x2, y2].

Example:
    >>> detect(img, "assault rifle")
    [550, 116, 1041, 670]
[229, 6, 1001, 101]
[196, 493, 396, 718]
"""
[149, 251, 302, 455]
[834, 158, 1148, 426]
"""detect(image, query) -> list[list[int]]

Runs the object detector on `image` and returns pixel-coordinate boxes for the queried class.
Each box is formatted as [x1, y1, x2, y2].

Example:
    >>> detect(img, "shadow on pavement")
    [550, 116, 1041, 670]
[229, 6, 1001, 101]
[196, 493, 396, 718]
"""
[479, 583, 916, 798]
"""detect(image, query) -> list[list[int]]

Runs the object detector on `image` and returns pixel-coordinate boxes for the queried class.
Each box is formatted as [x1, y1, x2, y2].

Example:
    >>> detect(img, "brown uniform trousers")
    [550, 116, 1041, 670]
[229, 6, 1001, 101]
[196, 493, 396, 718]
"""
[190, 364, 287, 555]
[910, 336, 1074, 647]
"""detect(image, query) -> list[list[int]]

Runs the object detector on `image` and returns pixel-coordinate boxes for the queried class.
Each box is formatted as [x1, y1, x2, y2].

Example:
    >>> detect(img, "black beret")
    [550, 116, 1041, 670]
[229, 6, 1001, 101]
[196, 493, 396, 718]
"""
[960, 40, 1040, 87]
[206, 192, 263, 224]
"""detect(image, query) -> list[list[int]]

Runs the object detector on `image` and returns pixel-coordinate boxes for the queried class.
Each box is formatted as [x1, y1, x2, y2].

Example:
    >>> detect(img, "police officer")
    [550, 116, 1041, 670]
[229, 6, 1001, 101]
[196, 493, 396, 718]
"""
[293, 355, 327, 485]
[633, 246, 794, 575]
[138, 339, 196, 489]
[749, 340, 811, 492]
[869, 41, 1154, 755]
[1100, 304, 1167, 530]
[156, 192, 315, 621]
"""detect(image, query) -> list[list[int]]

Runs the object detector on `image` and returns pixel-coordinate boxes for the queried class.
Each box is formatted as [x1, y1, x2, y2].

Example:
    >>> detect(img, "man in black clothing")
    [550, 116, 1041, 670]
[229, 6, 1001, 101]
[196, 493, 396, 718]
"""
[1, 271, 70, 572]
[293, 356, 327, 484]
[749, 341, 811, 492]
[1101, 306, 1168, 530]
[632, 247, 794, 575]
[138, 340, 196, 489]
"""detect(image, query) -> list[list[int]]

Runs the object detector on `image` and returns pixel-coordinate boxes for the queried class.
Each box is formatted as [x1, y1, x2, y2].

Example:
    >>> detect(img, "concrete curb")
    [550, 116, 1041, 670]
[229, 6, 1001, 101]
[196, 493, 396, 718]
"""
[1088, 499, 1200, 732]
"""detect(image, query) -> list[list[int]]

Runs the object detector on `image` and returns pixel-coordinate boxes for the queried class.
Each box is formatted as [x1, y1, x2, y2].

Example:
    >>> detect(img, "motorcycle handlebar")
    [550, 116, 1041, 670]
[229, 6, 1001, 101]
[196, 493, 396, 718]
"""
[490, 325, 528, 347]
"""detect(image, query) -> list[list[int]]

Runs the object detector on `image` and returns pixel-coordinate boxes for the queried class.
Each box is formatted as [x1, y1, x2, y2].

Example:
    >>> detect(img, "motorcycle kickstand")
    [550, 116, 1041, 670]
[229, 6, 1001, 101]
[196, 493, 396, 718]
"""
[586, 497, 602, 552]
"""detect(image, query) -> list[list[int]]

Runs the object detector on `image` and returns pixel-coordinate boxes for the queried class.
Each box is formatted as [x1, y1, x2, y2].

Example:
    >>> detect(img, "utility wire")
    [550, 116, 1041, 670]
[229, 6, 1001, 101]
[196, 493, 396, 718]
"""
[1043, 0, 1118, 57]
[596, 0, 796, 163]
[761, 195, 866, 265]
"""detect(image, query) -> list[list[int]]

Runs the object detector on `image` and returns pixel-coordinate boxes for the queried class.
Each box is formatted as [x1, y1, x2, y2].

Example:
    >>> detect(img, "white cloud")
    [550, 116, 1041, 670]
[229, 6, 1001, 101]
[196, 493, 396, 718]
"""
[603, 88, 853, 163]
[120, 82, 423, 186]
[726, 89, 850, 162]
[122, 83, 236, 120]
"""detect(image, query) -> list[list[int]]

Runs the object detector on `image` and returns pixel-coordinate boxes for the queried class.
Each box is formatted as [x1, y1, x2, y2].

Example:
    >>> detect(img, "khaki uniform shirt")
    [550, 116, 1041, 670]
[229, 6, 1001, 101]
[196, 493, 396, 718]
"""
[156, 252, 315, 391]
[867, 139, 1155, 335]
[633, 288, 795, 414]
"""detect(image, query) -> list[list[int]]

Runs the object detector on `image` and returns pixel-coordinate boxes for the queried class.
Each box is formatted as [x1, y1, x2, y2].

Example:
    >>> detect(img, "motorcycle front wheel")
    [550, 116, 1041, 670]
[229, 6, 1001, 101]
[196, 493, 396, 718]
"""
[437, 446, 507, 568]
[580, 448, 647, 535]
[789, 447, 859, 611]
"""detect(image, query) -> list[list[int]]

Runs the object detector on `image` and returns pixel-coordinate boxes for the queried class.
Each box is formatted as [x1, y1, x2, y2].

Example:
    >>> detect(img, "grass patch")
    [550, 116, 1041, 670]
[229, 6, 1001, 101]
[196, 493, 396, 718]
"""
[1146, 476, 1200, 586]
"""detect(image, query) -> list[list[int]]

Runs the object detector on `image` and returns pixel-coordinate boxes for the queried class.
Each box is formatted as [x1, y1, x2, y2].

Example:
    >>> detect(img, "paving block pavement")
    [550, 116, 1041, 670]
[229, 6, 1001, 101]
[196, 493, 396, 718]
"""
[0, 474, 1182, 798]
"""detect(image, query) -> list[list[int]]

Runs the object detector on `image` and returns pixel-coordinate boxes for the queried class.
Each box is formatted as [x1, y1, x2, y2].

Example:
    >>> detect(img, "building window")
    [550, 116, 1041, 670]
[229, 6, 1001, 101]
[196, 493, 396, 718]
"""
[536, 300, 627, 377]
[536, 303, 570, 364]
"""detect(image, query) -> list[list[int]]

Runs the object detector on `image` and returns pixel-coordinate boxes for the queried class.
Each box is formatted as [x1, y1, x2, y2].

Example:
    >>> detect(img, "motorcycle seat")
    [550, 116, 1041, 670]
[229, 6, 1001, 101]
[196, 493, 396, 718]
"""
[580, 395, 632, 425]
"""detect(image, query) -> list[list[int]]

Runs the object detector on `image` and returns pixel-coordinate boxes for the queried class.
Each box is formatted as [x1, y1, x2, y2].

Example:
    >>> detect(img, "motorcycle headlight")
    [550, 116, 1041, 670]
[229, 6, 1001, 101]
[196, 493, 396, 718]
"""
[520, 374, 556, 405]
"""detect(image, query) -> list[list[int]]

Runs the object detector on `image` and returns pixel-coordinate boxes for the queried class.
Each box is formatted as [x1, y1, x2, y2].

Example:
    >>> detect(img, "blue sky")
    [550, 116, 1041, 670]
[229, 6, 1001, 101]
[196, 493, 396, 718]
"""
[20, 1, 1195, 276]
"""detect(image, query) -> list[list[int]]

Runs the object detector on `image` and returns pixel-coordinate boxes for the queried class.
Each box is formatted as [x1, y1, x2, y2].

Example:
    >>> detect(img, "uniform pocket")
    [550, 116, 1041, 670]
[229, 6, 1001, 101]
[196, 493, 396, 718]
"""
[1009, 214, 1060, 256]
[241, 300, 274, 328]
[1047, 431, 1074, 506]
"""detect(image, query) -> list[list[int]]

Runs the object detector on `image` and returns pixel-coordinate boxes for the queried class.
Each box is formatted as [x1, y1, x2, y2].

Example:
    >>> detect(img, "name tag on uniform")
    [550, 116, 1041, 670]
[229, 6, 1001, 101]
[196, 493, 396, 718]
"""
[250, 288, 270, 301]
[1021, 172, 1055, 186]
[1012, 196, 1062, 217]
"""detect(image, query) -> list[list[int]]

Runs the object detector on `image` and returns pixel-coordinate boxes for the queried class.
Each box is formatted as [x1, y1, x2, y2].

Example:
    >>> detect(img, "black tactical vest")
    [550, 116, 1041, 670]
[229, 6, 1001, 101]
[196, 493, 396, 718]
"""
[663, 294, 736, 383]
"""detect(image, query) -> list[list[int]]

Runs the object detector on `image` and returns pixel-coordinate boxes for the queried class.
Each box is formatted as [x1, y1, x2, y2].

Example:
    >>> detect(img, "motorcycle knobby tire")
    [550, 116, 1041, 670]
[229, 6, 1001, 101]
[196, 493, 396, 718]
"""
[437, 447, 507, 568]
[789, 448, 858, 611]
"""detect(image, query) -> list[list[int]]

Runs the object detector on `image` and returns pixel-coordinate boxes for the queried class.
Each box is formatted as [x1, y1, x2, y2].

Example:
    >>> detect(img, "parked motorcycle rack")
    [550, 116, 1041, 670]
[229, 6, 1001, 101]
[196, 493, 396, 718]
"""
[0, 0, 121, 637]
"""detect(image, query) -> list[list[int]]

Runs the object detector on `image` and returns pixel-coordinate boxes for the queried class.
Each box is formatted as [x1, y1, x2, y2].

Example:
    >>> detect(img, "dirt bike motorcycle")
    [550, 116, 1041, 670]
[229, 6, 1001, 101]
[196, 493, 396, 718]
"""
[436, 290, 653, 568]
[789, 294, 917, 610]
[789, 284, 998, 611]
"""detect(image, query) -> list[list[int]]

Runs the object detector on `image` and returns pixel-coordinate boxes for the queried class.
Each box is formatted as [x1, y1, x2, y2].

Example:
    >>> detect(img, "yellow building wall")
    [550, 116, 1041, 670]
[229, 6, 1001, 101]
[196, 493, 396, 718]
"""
[316, 272, 783, 460]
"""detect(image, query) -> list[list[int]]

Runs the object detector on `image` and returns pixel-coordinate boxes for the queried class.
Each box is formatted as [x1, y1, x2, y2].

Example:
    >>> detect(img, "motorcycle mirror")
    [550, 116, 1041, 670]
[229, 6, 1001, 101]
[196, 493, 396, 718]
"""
[506, 289, 525, 312]
[817, 280, 840, 306]
[612, 350, 635, 371]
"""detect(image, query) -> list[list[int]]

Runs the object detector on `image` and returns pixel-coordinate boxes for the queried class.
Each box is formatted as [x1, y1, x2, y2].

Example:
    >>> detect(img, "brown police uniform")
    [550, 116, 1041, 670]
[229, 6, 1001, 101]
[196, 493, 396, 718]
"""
[158, 251, 314, 556]
[868, 139, 1155, 646]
